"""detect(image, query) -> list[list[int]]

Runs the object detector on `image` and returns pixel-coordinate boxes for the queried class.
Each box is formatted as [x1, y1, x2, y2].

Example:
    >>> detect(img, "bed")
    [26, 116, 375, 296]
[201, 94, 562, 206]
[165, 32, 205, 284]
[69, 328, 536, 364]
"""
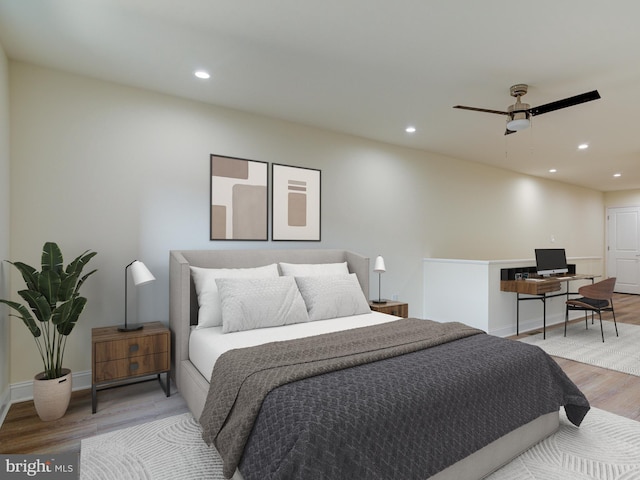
[169, 249, 589, 480]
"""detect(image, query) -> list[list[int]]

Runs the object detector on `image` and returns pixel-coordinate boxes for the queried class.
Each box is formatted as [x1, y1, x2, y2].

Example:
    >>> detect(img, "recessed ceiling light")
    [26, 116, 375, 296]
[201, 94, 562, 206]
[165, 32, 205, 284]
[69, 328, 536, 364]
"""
[549, 169, 557, 173]
[613, 173, 622, 178]
[194, 70, 210, 79]
[578, 143, 589, 150]
[405, 126, 416, 133]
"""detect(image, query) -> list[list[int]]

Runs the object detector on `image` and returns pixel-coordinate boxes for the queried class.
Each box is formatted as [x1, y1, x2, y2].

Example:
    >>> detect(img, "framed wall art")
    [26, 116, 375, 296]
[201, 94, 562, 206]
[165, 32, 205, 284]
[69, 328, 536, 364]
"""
[210, 154, 268, 240]
[272, 163, 321, 241]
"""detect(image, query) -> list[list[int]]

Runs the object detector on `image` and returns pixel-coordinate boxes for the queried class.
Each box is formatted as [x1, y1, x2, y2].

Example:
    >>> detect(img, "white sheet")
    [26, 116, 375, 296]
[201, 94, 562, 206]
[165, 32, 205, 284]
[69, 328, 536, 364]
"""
[189, 311, 400, 381]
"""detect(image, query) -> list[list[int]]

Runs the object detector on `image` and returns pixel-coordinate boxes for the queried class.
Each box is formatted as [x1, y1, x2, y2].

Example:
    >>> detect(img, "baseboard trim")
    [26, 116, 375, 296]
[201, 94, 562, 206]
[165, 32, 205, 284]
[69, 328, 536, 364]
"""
[0, 370, 92, 428]
[490, 311, 584, 338]
[10, 369, 92, 403]
[0, 387, 10, 427]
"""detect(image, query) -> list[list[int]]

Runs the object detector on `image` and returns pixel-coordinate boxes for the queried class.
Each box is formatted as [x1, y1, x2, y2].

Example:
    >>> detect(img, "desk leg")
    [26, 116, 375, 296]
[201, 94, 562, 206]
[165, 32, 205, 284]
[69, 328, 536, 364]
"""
[542, 296, 546, 339]
[516, 293, 520, 335]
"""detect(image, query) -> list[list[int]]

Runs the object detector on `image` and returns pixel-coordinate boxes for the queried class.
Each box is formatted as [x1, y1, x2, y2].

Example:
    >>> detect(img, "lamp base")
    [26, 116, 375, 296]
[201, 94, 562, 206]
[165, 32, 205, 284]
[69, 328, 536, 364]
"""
[117, 323, 144, 332]
[371, 299, 387, 304]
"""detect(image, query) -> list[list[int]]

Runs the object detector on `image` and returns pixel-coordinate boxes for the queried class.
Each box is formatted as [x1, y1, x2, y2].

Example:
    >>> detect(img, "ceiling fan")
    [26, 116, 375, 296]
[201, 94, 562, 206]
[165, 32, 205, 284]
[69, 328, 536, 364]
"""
[453, 84, 601, 135]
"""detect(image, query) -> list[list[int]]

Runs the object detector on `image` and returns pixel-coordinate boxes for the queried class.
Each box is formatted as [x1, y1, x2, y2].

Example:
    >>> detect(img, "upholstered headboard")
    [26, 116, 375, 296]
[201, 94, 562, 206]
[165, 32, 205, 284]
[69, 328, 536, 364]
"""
[168, 249, 370, 389]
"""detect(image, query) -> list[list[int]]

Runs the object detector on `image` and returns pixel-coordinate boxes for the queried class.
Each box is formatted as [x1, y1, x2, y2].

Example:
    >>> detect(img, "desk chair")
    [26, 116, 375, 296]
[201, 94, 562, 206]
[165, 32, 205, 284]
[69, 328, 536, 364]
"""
[565, 277, 618, 342]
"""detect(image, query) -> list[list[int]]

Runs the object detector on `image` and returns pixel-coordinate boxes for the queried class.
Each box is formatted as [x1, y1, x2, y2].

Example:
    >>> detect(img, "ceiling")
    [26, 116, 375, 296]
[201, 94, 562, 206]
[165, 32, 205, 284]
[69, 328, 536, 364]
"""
[1, 0, 639, 192]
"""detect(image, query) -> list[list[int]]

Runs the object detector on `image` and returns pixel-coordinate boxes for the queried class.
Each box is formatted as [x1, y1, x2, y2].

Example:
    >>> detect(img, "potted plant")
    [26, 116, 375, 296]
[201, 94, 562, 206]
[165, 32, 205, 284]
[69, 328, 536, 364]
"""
[0, 242, 97, 421]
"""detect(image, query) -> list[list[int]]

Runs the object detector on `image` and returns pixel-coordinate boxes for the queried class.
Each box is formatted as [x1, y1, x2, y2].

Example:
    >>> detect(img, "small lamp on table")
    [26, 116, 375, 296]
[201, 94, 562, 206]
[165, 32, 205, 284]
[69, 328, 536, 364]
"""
[119, 260, 156, 332]
[372, 255, 387, 304]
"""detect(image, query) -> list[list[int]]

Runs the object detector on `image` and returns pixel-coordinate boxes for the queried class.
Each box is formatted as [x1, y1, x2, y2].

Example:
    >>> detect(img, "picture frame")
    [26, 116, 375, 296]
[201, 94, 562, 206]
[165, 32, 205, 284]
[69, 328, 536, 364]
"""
[210, 154, 268, 241]
[272, 163, 321, 241]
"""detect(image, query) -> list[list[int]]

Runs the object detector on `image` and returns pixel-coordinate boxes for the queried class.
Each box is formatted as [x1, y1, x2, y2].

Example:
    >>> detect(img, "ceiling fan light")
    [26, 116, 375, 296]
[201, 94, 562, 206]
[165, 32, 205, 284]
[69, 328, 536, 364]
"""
[506, 111, 530, 131]
[507, 118, 530, 130]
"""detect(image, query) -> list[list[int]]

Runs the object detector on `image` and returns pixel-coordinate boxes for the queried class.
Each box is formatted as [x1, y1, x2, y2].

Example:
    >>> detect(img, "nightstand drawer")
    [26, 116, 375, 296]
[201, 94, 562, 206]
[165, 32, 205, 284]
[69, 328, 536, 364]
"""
[384, 305, 408, 317]
[94, 352, 169, 382]
[94, 334, 168, 363]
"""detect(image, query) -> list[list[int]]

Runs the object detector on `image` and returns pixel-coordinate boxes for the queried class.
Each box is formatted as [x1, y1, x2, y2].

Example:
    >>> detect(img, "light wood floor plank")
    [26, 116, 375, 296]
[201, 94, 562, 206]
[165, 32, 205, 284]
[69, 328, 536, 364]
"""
[0, 379, 189, 454]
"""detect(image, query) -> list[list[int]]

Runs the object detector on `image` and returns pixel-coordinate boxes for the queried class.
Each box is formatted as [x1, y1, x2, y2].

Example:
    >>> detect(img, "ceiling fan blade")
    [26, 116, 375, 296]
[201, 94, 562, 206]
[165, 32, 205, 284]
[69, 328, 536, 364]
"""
[504, 128, 517, 136]
[453, 105, 509, 116]
[529, 90, 600, 116]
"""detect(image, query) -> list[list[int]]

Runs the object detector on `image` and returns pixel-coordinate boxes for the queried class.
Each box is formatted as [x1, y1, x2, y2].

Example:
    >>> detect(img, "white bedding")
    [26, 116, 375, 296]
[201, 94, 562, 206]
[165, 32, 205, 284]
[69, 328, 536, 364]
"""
[189, 310, 400, 381]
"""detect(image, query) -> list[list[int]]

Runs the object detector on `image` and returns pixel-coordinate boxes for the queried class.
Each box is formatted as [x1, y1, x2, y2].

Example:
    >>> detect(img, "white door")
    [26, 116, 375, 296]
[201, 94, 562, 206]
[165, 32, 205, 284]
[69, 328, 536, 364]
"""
[607, 206, 640, 294]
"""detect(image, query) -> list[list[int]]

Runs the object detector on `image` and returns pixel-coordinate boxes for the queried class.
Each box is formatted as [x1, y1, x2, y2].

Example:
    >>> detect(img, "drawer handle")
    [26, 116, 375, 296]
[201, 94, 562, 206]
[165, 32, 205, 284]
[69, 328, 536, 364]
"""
[129, 344, 139, 353]
[129, 362, 139, 371]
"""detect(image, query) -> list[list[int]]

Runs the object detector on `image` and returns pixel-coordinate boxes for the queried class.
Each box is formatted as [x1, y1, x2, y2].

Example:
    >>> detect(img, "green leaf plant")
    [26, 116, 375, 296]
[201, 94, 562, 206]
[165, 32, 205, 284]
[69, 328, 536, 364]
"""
[0, 242, 97, 379]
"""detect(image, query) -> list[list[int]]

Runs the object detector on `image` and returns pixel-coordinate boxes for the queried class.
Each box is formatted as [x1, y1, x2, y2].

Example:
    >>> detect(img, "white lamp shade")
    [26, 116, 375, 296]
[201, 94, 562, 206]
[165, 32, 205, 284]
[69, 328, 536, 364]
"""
[373, 256, 386, 273]
[129, 260, 155, 286]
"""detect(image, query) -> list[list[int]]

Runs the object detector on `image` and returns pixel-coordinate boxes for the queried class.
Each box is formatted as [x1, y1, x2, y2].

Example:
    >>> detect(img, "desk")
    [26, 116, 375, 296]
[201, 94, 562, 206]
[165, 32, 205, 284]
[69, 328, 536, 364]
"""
[500, 274, 598, 338]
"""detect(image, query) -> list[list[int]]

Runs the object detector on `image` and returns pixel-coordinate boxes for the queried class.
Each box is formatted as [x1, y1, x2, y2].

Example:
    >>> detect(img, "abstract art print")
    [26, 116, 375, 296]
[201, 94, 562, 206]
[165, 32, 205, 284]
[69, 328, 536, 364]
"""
[272, 164, 321, 241]
[210, 154, 268, 240]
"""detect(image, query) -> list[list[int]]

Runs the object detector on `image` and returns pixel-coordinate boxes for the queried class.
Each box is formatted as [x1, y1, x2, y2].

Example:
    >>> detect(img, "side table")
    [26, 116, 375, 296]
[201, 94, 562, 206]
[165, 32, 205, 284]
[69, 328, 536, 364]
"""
[91, 321, 170, 413]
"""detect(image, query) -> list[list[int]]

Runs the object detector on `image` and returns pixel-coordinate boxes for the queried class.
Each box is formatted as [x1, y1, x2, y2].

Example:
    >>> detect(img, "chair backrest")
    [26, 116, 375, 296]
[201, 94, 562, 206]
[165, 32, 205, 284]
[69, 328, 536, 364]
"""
[578, 277, 616, 300]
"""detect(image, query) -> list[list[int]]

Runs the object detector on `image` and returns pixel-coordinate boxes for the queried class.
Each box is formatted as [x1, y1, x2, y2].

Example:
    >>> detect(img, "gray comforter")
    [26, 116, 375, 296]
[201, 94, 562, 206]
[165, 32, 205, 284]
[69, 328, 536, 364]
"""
[200, 318, 589, 480]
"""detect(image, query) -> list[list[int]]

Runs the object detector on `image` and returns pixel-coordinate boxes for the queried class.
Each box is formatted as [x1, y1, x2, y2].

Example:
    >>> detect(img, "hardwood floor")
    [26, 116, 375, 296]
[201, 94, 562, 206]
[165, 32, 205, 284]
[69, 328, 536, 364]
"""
[1, 292, 639, 454]
[0, 379, 189, 454]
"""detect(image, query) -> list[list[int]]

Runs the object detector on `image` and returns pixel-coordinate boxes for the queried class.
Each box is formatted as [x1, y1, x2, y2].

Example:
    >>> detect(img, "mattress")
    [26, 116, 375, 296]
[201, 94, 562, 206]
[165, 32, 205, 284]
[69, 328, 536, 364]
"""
[189, 310, 400, 381]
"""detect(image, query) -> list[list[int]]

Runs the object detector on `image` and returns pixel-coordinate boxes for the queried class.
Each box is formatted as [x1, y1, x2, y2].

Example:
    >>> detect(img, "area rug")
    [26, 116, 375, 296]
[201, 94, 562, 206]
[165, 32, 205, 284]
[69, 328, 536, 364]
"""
[80, 413, 224, 480]
[518, 320, 640, 377]
[80, 408, 640, 480]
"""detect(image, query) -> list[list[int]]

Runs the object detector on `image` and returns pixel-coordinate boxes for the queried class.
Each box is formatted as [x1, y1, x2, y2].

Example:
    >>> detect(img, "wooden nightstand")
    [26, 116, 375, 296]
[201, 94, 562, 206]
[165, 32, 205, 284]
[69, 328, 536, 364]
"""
[91, 321, 170, 413]
[369, 300, 409, 318]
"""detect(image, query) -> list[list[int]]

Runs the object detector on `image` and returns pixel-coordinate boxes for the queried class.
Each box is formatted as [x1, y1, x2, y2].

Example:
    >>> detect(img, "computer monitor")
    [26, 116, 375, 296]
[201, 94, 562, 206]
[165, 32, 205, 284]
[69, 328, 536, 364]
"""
[535, 248, 568, 276]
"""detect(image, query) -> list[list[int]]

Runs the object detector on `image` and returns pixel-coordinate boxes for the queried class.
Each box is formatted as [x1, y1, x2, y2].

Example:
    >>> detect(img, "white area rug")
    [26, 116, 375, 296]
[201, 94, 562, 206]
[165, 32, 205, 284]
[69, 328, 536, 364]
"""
[518, 320, 640, 376]
[81, 413, 224, 480]
[488, 408, 640, 480]
[81, 408, 640, 480]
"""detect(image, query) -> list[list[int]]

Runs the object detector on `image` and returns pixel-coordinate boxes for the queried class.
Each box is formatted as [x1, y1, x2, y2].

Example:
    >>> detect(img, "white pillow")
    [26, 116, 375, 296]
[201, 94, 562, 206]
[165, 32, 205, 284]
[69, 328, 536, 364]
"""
[216, 276, 310, 333]
[295, 273, 371, 321]
[190, 263, 279, 328]
[279, 261, 349, 277]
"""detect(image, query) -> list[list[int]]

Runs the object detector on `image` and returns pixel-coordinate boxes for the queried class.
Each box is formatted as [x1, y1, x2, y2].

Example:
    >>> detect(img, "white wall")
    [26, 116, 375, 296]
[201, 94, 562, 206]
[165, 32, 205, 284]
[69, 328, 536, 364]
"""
[424, 256, 603, 337]
[0, 43, 11, 416]
[8, 61, 606, 384]
[604, 189, 640, 208]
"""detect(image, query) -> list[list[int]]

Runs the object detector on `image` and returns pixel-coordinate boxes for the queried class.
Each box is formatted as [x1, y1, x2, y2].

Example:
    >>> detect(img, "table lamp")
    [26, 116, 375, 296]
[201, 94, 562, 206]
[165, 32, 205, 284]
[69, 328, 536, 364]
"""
[119, 260, 156, 332]
[372, 255, 387, 304]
